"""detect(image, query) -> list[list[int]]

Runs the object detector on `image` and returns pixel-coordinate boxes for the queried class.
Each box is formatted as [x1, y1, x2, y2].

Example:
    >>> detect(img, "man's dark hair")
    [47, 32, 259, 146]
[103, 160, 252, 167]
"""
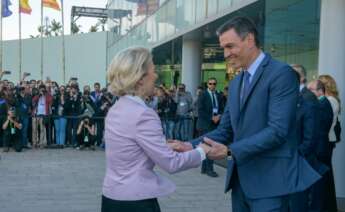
[38, 84, 46, 90]
[315, 80, 326, 94]
[292, 69, 301, 82]
[207, 77, 217, 83]
[291, 64, 307, 83]
[216, 16, 260, 47]
[94, 82, 100, 87]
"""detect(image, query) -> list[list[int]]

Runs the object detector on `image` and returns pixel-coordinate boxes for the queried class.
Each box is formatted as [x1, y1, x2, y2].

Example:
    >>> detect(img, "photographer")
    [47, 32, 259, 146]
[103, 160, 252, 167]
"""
[16, 86, 32, 148]
[157, 87, 177, 139]
[52, 85, 67, 147]
[2, 107, 22, 152]
[32, 84, 53, 148]
[94, 89, 113, 146]
[76, 116, 96, 150]
[174, 83, 193, 141]
[64, 84, 81, 147]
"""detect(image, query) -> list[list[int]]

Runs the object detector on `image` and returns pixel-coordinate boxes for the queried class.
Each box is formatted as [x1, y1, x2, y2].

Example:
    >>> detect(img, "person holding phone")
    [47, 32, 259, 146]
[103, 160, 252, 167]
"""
[76, 116, 96, 150]
[2, 107, 22, 152]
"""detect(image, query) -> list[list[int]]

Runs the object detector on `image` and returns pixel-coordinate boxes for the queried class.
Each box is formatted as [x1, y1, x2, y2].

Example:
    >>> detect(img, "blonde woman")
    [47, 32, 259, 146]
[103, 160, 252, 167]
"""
[319, 75, 341, 143]
[102, 47, 210, 212]
[318, 74, 340, 212]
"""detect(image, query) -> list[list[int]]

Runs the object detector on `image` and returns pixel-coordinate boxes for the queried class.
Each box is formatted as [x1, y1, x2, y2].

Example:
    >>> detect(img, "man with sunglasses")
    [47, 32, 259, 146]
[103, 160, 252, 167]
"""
[196, 77, 224, 177]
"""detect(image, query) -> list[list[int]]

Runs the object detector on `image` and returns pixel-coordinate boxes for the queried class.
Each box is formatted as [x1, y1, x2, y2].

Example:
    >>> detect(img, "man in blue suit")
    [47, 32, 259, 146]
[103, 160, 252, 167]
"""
[169, 17, 320, 211]
[308, 79, 335, 212]
[289, 65, 329, 212]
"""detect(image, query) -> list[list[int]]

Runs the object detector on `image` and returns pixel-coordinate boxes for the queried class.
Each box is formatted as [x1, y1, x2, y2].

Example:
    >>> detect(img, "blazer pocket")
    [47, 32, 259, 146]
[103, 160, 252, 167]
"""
[261, 147, 293, 158]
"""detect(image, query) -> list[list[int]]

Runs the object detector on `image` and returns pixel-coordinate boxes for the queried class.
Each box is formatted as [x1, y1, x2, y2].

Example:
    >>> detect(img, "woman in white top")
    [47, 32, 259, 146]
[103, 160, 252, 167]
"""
[318, 74, 340, 212]
[319, 75, 341, 143]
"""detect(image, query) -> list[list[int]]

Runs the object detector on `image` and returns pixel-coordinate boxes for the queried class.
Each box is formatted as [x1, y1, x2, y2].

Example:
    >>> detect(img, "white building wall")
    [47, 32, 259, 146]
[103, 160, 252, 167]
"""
[3, 32, 107, 87]
[318, 0, 345, 204]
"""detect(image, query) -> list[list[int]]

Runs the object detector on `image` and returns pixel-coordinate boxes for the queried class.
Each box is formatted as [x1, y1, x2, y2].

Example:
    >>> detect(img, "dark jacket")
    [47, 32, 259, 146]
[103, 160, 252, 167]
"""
[315, 96, 333, 161]
[196, 90, 224, 131]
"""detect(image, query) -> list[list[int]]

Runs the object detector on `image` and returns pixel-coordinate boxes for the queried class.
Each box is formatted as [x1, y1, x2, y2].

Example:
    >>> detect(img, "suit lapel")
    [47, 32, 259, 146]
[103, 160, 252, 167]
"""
[240, 54, 271, 111]
[231, 72, 243, 124]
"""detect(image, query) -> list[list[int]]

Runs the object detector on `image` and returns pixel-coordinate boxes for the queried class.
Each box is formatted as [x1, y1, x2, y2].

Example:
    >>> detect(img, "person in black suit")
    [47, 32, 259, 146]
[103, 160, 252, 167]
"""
[308, 79, 334, 212]
[289, 65, 329, 212]
[196, 77, 224, 177]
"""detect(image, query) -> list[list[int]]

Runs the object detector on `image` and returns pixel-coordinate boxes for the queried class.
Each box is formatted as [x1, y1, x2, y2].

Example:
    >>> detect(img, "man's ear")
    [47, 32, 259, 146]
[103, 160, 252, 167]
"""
[246, 33, 255, 47]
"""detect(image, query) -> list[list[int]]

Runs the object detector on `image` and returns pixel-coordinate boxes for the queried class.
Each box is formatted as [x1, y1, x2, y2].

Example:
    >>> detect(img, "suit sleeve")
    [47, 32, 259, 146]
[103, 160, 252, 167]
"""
[135, 109, 201, 174]
[298, 101, 318, 157]
[191, 90, 234, 147]
[230, 67, 299, 165]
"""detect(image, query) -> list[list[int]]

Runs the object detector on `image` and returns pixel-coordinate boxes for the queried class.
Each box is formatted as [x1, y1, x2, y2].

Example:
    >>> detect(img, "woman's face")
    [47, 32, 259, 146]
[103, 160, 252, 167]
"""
[140, 62, 157, 97]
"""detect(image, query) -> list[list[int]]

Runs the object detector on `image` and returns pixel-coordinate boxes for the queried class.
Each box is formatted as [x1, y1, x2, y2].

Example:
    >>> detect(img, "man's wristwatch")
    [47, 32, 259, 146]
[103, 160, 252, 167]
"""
[227, 148, 233, 160]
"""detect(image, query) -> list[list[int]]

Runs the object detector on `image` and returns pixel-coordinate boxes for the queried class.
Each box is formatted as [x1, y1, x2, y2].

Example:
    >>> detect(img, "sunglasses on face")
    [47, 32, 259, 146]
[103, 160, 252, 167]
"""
[208, 82, 217, 85]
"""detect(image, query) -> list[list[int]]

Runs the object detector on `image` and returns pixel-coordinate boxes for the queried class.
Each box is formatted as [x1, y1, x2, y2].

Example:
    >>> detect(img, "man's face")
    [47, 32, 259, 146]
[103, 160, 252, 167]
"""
[178, 85, 185, 93]
[307, 81, 321, 97]
[219, 29, 255, 70]
[207, 80, 217, 91]
[94, 84, 100, 92]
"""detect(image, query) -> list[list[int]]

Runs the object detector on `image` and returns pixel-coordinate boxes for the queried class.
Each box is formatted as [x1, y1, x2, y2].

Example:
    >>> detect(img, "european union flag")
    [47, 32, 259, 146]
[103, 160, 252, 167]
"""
[2, 0, 13, 18]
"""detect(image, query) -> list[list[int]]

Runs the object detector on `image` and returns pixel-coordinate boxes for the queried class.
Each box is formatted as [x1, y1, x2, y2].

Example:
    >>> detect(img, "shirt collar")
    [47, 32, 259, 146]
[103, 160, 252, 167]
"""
[124, 95, 147, 107]
[244, 51, 265, 80]
[299, 84, 305, 92]
[207, 88, 215, 94]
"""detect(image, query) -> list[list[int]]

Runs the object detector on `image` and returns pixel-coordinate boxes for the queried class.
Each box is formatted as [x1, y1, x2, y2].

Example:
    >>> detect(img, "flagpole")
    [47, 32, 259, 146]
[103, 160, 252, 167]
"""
[61, 0, 65, 84]
[40, 0, 43, 80]
[18, 0, 22, 81]
[0, 0, 3, 73]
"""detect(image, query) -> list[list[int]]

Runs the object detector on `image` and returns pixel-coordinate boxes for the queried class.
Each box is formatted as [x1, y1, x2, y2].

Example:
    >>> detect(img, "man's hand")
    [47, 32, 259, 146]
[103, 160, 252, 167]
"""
[167, 139, 193, 152]
[203, 137, 228, 160]
[198, 143, 211, 155]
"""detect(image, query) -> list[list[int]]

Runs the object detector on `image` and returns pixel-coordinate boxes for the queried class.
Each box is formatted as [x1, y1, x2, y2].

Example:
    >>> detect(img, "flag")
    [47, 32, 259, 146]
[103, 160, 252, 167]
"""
[19, 0, 32, 14]
[42, 0, 60, 11]
[1, 0, 13, 17]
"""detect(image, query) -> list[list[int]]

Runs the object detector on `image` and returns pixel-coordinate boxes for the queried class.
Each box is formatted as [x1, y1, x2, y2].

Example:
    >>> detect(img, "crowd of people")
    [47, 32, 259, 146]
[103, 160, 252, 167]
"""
[0, 71, 229, 153]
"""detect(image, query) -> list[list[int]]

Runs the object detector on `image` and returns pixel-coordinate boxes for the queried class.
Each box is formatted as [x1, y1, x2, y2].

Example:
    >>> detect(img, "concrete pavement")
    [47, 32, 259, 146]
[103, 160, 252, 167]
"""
[0, 148, 231, 212]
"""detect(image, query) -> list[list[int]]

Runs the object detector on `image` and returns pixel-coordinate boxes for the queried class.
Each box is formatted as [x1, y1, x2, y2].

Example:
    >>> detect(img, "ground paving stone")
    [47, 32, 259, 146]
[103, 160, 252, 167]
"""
[0, 148, 231, 212]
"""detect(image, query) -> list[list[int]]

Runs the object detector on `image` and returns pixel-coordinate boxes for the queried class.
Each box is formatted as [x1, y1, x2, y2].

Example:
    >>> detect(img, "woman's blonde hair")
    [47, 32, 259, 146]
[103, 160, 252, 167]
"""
[107, 47, 152, 96]
[318, 75, 340, 104]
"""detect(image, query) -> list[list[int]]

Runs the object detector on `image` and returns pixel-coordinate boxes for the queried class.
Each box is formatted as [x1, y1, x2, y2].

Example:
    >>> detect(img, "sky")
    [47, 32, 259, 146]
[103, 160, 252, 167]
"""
[2, 0, 108, 41]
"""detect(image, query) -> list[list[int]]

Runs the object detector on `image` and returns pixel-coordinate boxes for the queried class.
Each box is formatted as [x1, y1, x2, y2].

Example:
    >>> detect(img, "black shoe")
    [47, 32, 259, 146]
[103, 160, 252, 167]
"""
[206, 171, 218, 178]
[201, 169, 206, 174]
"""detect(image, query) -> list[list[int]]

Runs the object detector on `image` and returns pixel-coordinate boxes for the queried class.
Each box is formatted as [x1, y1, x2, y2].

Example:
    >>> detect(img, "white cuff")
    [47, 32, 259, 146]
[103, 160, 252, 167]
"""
[196, 146, 206, 161]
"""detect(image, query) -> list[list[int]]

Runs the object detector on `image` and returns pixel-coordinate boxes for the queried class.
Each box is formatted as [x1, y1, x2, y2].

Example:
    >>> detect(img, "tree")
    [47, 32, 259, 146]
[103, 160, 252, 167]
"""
[89, 24, 99, 33]
[71, 22, 81, 34]
[50, 19, 63, 36]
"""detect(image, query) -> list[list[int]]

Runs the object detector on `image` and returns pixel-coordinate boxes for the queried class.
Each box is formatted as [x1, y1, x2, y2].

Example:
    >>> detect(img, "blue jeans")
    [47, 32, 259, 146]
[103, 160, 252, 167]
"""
[175, 115, 192, 141]
[21, 117, 29, 147]
[162, 120, 175, 139]
[54, 118, 67, 145]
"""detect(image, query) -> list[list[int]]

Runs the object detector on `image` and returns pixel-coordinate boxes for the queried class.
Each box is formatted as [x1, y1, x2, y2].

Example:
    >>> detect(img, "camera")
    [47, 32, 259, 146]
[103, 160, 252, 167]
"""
[3, 70, 11, 75]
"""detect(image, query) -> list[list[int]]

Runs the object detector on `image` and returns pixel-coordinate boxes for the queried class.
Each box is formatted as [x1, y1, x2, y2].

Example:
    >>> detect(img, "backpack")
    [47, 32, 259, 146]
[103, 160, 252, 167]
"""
[334, 116, 341, 142]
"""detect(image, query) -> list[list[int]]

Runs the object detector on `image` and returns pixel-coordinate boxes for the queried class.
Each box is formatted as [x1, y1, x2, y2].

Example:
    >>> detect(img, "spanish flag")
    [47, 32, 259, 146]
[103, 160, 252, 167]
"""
[19, 0, 32, 14]
[42, 0, 60, 11]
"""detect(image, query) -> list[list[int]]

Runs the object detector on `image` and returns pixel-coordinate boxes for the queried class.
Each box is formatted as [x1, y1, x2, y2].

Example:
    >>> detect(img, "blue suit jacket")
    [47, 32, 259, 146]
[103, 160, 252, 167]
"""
[296, 89, 329, 175]
[191, 54, 320, 199]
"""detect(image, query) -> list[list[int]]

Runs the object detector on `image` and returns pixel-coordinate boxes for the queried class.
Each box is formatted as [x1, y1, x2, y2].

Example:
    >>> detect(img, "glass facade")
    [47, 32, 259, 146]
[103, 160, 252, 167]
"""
[106, 0, 253, 62]
[107, 0, 321, 85]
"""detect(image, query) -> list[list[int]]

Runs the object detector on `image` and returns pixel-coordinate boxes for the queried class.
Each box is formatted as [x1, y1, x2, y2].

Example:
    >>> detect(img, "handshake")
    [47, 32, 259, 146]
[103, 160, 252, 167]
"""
[167, 137, 229, 160]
